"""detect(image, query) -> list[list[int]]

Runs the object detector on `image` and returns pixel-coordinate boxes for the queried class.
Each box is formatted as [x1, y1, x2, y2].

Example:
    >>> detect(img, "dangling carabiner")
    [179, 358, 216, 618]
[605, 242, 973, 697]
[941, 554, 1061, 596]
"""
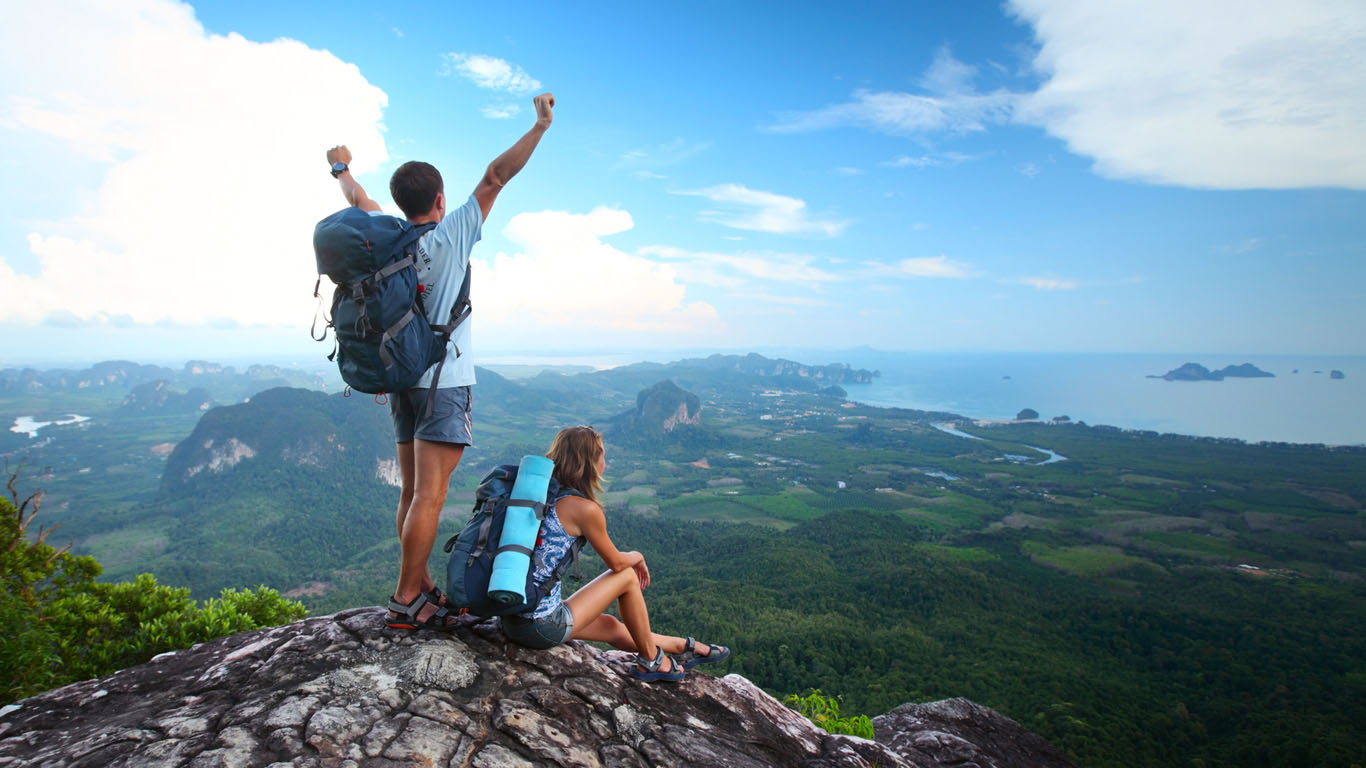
[374, 392, 389, 405]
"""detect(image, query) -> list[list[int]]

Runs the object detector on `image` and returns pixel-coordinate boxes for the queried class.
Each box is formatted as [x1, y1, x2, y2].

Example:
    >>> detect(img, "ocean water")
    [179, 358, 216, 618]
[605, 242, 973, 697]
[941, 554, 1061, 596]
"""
[837, 352, 1366, 447]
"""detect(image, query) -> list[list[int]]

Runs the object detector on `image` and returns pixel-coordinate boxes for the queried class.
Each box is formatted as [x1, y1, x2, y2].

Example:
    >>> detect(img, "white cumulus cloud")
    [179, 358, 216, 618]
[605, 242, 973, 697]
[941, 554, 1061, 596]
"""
[441, 53, 542, 94]
[675, 184, 848, 237]
[1010, 0, 1366, 189]
[769, 48, 1016, 137]
[475, 209, 719, 342]
[0, 0, 389, 328]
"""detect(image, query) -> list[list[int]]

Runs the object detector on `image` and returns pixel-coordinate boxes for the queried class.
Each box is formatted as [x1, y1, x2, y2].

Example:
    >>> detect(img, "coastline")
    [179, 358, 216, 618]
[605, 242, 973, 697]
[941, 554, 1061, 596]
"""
[841, 352, 1366, 447]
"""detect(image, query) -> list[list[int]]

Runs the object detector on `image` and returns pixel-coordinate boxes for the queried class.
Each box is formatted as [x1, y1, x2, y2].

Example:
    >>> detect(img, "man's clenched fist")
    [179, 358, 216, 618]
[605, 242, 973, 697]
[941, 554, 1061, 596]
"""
[326, 145, 353, 166]
[533, 93, 554, 127]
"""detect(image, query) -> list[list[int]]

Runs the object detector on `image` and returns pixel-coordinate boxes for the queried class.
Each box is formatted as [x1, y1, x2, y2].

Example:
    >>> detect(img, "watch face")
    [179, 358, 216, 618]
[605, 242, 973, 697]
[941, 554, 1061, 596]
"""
[332, 162, 347, 173]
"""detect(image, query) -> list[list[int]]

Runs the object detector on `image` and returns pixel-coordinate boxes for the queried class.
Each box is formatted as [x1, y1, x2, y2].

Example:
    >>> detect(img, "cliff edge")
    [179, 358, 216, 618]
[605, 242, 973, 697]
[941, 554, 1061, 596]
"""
[0, 608, 1076, 767]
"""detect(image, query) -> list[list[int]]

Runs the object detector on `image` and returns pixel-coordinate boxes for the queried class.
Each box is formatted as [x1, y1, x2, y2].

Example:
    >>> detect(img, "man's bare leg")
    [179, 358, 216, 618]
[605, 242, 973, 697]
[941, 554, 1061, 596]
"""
[394, 440, 416, 540]
[393, 441, 441, 596]
[392, 437, 464, 622]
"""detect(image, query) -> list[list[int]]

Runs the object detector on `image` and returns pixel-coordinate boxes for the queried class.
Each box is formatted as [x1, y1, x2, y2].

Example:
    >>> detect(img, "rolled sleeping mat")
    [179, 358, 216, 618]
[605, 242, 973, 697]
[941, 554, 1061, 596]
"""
[487, 454, 555, 605]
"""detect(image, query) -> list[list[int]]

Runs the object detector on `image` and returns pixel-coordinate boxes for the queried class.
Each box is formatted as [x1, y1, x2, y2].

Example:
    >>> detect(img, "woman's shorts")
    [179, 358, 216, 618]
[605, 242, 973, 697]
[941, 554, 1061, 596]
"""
[499, 602, 574, 650]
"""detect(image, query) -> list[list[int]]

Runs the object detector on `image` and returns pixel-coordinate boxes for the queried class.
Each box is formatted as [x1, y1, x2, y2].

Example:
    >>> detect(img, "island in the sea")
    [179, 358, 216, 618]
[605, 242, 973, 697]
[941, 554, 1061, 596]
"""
[1148, 362, 1275, 381]
[1330, 369, 1346, 379]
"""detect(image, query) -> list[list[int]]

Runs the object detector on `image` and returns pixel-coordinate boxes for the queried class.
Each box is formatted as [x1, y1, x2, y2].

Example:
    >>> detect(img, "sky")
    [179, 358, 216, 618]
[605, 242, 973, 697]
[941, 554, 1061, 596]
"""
[0, 0, 1363, 367]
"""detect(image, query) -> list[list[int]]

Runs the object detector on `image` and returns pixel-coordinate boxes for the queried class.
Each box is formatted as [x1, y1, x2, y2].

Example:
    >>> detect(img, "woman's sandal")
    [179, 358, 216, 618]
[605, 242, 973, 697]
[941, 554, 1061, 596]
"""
[679, 636, 730, 670]
[385, 592, 458, 632]
[630, 646, 685, 682]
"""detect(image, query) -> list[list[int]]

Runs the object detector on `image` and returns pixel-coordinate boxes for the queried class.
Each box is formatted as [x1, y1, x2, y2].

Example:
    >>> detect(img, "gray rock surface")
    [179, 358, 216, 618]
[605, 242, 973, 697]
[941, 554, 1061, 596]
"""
[0, 607, 1076, 767]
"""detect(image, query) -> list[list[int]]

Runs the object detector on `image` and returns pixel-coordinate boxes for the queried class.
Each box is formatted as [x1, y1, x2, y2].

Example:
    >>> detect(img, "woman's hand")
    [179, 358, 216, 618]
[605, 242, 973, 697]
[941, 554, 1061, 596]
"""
[630, 552, 651, 591]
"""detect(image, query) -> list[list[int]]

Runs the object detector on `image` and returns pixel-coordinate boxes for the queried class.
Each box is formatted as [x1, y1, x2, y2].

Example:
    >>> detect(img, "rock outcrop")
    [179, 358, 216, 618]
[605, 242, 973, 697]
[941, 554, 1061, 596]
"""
[0, 608, 1077, 768]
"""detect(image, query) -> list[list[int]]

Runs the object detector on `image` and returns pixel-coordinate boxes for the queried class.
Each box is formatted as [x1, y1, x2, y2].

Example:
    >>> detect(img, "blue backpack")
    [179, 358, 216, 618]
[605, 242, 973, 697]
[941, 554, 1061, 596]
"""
[311, 208, 471, 395]
[442, 464, 587, 617]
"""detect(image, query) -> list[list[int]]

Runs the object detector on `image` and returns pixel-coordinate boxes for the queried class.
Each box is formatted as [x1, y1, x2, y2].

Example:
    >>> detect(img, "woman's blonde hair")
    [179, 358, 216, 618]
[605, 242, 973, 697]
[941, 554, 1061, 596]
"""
[546, 426, 603, 503]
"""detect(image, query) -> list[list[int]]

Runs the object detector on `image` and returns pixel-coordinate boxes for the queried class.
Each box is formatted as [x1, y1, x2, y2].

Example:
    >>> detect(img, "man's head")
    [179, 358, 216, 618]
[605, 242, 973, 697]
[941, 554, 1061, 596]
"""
[390, 161, 445, 221]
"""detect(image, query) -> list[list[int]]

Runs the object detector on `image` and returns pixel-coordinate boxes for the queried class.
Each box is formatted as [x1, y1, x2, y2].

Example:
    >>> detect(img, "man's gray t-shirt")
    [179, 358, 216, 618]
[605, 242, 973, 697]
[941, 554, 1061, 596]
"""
[373, 194, 482, 388]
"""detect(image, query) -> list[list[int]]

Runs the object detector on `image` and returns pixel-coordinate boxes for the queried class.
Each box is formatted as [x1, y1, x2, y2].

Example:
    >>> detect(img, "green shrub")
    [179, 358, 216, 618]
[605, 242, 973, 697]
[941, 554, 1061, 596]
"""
[1, 484, 307, 704]
[784, 688, 875, 739]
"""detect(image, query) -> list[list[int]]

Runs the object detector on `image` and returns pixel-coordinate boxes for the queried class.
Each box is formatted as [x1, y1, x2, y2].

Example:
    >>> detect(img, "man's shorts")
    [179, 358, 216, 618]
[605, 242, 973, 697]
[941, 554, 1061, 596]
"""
[390, 385, 473, 445]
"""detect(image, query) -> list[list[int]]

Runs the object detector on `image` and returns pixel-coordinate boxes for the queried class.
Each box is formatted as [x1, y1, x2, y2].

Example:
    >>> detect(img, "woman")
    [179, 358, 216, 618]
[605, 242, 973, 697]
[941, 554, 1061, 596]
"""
[500, 426, 730, 682]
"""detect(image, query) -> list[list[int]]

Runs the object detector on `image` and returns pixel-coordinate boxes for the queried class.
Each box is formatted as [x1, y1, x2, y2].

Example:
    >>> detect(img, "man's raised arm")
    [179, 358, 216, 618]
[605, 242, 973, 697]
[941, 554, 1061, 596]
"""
[473, 92, 555, 221]
[326, 145, 381, 212]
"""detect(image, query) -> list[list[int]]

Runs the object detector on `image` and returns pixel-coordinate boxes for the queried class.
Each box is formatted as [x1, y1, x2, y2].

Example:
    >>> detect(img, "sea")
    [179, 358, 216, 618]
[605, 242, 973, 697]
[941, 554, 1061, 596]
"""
[486, 349, 1365, 447]
[834, 352, 1366, 447]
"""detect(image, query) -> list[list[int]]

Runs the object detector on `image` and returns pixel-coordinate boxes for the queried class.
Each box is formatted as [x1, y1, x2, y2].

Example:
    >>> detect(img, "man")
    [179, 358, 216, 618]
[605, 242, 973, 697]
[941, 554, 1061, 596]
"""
[326, 92, 555, 629]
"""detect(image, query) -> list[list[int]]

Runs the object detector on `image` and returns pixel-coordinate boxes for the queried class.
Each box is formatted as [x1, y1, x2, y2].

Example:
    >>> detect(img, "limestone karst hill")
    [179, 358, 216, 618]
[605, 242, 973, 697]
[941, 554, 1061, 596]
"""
[0, 608, 1076, 768]
[606, 380, 705, 447]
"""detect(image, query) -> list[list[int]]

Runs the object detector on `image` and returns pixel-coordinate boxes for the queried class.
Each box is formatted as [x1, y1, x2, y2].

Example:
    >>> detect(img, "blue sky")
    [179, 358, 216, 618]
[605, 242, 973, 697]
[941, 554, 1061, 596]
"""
[1, 0, 1363, 366]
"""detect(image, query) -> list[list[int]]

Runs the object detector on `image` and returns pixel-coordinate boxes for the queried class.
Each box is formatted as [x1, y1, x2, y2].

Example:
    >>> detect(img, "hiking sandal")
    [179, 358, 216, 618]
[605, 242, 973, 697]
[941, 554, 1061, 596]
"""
[630, 646, 685, 682]
[679, 636, 731, 670]
[385, 592, 458, 632]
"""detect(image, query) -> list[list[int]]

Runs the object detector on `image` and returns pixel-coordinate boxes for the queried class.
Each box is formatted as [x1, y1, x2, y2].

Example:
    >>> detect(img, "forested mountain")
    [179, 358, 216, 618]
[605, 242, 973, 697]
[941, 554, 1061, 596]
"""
[146, 387, 397, 596]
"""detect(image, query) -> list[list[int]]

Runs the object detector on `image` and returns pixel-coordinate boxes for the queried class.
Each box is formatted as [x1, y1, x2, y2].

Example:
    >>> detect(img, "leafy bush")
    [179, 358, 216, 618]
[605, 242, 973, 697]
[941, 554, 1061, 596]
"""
[1, 482, 307, 705]
[784, 688, 875, 739]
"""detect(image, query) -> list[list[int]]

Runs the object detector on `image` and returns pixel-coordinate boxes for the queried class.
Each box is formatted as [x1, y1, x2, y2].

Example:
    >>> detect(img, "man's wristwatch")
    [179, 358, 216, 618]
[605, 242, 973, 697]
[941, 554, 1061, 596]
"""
[330, 161, 348, 178]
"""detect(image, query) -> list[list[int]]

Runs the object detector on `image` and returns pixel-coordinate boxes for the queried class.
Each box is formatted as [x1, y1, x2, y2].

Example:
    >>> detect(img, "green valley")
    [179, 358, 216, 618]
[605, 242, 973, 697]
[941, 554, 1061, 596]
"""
[3, 354, 1363, 768]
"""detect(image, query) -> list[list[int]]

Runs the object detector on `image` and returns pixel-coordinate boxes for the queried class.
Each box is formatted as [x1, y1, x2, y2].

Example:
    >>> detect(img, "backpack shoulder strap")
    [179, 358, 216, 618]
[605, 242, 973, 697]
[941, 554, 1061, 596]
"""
[546, 535, 588, 586]
[538, 485, 588, 586]
[431, 261, 472, 344]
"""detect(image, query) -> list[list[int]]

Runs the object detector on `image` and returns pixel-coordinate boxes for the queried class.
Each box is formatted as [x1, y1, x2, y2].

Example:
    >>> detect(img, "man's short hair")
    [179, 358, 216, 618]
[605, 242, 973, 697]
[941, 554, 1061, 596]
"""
[390, 161, 443, 219]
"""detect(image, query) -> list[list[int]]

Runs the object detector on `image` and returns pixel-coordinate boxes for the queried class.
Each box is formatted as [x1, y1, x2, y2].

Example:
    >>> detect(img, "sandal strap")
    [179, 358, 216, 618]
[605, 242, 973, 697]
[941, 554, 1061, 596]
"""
[683, 637, 696, 654]
[635, 646, 665, 672]
[387, 592, 429, 619]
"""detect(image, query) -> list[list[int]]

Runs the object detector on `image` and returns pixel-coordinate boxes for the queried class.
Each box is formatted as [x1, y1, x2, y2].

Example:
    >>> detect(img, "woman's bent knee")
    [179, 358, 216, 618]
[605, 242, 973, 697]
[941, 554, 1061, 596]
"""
[609, 568, 641, 594]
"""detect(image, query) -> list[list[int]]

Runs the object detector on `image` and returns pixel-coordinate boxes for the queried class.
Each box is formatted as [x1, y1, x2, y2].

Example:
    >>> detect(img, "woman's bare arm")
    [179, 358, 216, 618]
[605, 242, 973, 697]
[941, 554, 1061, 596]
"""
[558, 496, 649, 588]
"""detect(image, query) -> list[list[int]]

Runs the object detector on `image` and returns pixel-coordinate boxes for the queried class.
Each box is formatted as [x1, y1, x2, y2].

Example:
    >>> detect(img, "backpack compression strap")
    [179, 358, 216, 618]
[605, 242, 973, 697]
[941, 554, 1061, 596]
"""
[466, 497, 549, 565]
[417, 264, 472, 421]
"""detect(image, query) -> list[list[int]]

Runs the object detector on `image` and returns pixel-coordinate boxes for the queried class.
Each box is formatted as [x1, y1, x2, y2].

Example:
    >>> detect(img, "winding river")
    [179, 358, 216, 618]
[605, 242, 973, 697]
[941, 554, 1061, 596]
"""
[10, 414, 91, 438]
[931, 422, 1068, 465]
